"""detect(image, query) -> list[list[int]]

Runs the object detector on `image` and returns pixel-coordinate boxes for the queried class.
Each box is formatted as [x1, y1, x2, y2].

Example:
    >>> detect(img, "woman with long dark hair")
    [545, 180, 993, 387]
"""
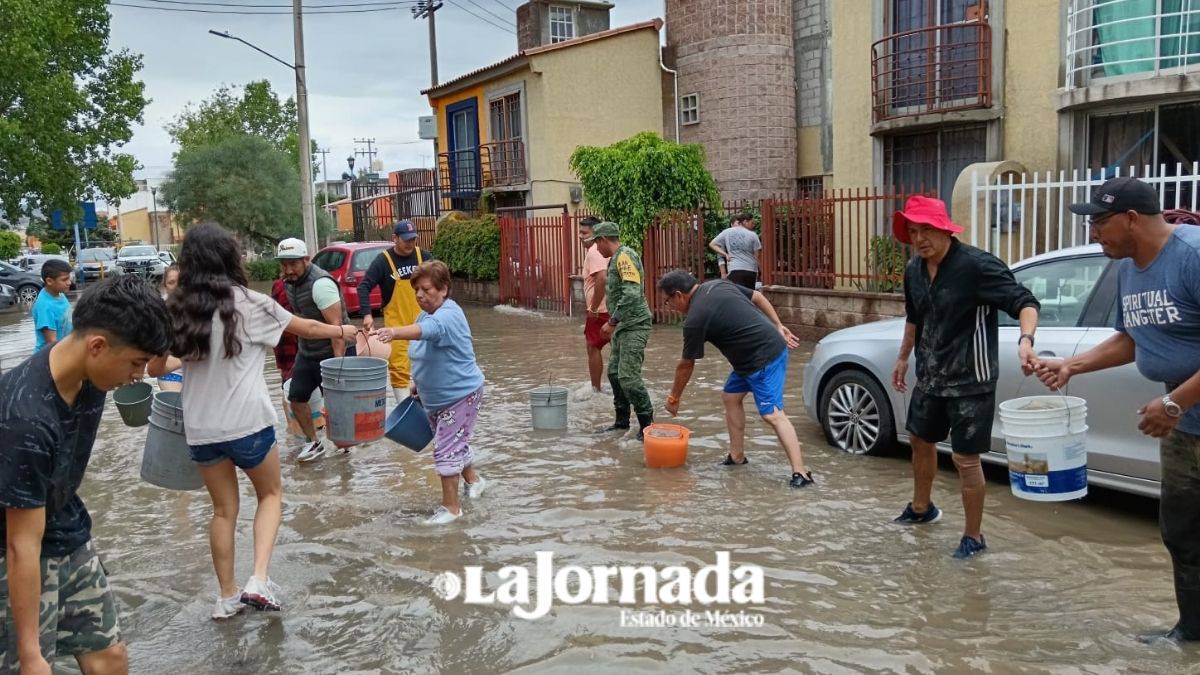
[150, 224, 355, 620]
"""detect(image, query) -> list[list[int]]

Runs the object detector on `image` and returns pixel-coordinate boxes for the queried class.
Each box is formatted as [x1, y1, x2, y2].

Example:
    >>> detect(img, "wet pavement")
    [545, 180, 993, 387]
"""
[0, 301, 1196, 674]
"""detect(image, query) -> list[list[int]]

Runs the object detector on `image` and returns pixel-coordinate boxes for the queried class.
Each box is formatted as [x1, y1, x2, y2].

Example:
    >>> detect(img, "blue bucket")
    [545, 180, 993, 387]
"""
[384, 396, 433, 452]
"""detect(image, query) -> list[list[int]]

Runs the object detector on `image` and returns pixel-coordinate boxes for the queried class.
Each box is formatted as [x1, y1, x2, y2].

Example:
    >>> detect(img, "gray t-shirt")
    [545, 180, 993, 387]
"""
[714, 226, 762, 273]
[1115, 225, 1200, 434]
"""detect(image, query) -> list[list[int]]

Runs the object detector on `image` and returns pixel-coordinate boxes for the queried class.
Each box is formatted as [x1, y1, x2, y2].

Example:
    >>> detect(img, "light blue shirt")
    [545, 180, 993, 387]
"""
[32, 289, 72, 352]
[1115, 226, 1200, 434]
[409, 299, 484, 410]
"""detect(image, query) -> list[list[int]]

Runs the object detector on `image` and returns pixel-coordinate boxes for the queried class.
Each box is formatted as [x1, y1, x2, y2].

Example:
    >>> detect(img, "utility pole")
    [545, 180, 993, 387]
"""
[412, 1, 442, 87]
[354, 138, 378, 176]
[293, 0, 318, 253]
[317, 147, 330, 203]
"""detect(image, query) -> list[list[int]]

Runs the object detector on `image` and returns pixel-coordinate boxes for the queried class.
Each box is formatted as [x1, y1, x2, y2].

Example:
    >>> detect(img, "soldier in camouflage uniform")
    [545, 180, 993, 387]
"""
[0, 276, 172, 673]
[591, 222, 655, 441]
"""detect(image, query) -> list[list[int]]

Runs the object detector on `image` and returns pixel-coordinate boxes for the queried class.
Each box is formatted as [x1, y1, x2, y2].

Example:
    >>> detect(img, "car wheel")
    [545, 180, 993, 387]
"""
[15, 284, 39, 304]
[819, 370, 896, 456]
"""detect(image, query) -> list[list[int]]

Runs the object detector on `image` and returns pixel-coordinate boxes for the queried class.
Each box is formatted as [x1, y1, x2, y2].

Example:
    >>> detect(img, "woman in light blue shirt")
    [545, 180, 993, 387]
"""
[374, 260, 486, 525]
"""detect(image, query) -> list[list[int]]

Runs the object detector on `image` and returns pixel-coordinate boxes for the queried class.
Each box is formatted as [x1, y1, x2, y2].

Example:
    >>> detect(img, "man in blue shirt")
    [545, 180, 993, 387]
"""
[1038, 177, 1200, 644]
[32, 259, 74, 351]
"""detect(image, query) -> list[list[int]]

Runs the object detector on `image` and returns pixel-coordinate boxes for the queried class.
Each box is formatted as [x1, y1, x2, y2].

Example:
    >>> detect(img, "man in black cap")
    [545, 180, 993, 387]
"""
[1037, 176, 1200, 644]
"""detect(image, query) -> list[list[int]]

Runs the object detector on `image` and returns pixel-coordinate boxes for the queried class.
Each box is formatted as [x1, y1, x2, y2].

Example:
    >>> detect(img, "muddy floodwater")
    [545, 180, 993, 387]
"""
[0, 301, 1196, 674]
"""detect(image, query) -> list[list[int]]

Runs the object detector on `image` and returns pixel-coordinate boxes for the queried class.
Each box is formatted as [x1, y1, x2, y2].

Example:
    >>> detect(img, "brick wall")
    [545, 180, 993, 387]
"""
[665, 0, 797, 202]
[794, 0, 826, 128]
[763, 286, 906, 341]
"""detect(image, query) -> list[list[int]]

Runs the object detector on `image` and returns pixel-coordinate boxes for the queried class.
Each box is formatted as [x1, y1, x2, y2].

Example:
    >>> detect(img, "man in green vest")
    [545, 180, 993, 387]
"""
[591, 221, 655, 441]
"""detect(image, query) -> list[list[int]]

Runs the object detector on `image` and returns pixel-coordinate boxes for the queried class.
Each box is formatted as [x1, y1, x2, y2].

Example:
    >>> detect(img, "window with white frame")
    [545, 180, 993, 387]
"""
[549, 6, 575, 43]
[680, 94, 700, 126]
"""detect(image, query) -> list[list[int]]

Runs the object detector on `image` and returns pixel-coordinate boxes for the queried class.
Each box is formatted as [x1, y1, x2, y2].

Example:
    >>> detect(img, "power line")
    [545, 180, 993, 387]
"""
[108, 1, 414, 14]
[128, 0, 417, 6]
[444, 0, 514, 33]
[489, 0, 516, 11]
[459, 0, 511, 25]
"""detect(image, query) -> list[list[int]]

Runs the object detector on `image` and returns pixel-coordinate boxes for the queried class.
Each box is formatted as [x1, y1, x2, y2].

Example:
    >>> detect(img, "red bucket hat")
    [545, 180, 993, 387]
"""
[892, 195, 963, 244]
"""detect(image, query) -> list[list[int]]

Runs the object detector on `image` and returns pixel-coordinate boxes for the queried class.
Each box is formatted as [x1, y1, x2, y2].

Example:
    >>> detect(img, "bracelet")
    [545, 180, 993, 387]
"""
[1019, 333, 1035, 347]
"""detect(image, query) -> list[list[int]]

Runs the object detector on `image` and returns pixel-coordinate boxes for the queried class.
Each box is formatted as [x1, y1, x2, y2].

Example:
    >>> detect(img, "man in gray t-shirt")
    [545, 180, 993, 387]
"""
[709, 211, 762, 290]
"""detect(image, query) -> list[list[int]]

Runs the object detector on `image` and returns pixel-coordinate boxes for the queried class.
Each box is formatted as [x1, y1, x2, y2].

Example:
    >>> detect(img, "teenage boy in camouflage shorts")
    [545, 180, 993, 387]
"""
[1, 276, 172, 674]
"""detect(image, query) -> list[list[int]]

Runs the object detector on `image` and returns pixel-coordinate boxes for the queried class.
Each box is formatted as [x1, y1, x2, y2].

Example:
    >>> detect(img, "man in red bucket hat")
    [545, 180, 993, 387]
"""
[890, 195, 1041, 559]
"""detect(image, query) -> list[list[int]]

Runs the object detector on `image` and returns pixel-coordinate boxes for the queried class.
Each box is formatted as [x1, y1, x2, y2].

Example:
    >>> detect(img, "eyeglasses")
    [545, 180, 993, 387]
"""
[1087, 212, 1118, 230]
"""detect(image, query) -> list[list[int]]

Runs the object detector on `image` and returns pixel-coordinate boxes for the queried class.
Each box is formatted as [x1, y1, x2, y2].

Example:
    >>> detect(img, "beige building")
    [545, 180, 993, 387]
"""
[423, 19, 665, 214]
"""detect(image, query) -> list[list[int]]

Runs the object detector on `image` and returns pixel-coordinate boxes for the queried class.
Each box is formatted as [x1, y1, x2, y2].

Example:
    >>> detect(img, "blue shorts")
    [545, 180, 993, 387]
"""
[188, 426, 276, 470]
[723, 350, 789, 417]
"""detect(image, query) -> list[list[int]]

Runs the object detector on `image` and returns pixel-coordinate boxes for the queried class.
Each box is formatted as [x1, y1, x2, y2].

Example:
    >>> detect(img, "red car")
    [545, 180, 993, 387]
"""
[312, 241, 391, 317]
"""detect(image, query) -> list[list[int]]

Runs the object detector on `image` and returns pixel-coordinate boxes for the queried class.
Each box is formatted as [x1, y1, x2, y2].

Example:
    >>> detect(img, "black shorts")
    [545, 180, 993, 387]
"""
[905, 388, 995, 455]
[287, 347, 356, 403]
[727, 270, 758, 290]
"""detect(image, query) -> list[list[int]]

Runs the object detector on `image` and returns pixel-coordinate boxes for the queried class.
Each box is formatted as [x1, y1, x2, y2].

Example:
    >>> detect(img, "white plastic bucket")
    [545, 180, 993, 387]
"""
[998, 395, 1088, 502]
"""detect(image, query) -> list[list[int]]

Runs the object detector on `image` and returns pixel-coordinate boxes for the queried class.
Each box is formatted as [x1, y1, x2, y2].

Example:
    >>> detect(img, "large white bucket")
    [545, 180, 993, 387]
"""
[998, 395, 1088, 502]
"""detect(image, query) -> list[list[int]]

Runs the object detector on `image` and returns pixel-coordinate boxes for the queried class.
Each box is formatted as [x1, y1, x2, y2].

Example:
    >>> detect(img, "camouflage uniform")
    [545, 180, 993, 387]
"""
[0, 541, 121, 670]
[604, 237, 654, 433]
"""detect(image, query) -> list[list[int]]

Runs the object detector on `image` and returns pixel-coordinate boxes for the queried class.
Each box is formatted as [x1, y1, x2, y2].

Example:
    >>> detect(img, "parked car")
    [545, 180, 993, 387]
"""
[0, 284, 15, 312]
[75, 247, 121, 281]
[117, 244, 167, 280]
[0, 261, 44, 304]
[803, 244, 1163, 498]
[17, 253, 71, 277]
[158, 250, 176, 266]
[311, 242, 392, 317]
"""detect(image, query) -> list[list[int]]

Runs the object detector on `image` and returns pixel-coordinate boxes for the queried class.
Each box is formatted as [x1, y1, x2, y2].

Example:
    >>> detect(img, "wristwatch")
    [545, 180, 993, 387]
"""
[1163, 395, 1184, 418]
[1018, 333, 1035, 347]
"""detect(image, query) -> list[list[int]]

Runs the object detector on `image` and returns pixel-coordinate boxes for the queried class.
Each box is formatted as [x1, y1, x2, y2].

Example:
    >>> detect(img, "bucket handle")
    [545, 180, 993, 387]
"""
[1014, 375, 1073, 434]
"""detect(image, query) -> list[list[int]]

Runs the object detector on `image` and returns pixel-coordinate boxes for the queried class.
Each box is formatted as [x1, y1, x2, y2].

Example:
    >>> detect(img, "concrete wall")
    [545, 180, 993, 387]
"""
[828, 0, 873, 191]
[666, 0, 798, 201]
[764, 285, 905, 341]
[518, 1, 612, 51]
[794, 0, 831, 177]
[1003, 0, 1061, 173]
[527, 26, 664, 210]
[452, 278, 501, 306]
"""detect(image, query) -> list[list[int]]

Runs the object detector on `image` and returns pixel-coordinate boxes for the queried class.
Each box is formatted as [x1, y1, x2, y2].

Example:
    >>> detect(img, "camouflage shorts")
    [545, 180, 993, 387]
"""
[0, 541, 121, 672]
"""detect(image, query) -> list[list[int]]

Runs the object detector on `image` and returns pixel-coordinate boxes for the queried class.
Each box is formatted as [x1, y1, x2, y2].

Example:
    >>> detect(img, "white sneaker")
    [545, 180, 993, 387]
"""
[424, 506, 462, 525]
[211, 591, 246, 620]
[465, 475, 488, 499]
[296, 438, 328, 463]
[329, 443, 352, 457]
[241, 576, 282, 612]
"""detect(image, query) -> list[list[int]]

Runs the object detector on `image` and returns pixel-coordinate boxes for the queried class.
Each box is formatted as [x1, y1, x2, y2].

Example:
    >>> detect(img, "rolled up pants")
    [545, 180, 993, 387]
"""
[607, 322, 652, 420]
[1161, 429, 1200, 636]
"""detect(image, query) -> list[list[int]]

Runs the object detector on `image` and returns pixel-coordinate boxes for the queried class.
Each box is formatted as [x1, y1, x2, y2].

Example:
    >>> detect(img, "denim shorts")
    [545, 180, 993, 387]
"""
[188, 426, 276, 470]
[723, 349, 789, 417]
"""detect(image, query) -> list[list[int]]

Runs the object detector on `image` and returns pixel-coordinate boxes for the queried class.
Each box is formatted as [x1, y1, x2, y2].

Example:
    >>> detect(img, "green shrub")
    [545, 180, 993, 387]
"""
[246, 257, 280, 282]
[857, 235, 907, 293]
[41, 242, 61, 255]
[0, 230, 20, 260]
[434, 214, 500, 281]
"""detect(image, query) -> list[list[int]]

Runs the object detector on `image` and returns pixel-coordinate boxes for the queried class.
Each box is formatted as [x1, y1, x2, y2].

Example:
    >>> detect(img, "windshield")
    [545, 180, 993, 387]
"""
[78, 249, 115, 262]
[119, 246, 157, 258]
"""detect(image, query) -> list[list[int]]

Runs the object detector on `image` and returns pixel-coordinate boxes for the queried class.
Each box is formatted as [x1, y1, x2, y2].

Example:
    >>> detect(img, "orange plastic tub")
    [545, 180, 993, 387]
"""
[643, 423, 691, 468]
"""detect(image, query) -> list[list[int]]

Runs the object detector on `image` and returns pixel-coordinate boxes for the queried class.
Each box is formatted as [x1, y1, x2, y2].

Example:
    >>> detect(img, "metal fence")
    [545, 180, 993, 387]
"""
[499, 212, 575, 314]
[349, 171, 439, 248]
[871, 21, 992, 122]
[968, 164, 1200, 266]
[1066, 0, 1200, 90]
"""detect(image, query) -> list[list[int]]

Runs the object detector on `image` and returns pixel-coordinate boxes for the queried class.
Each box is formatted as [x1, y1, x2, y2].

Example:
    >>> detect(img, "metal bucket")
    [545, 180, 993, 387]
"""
[321, 356, 389, 445]
[114, 381, 153, 427]
[141, 391, 203, 491]
[529, 385, 569, 430]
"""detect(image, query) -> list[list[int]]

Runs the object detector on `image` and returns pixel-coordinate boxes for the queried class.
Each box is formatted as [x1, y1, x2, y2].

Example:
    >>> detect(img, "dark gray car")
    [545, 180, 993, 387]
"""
[803, 244, 1163, 498]
[76, 247, 121, 281]
[0, 261, 43, 304]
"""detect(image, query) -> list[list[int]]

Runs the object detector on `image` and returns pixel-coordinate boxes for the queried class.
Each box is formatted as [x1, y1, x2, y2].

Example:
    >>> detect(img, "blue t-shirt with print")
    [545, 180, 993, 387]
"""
[32, 288, 72, 352]
[1115, 225, 1200, 434]
[409, 299, 485, 410]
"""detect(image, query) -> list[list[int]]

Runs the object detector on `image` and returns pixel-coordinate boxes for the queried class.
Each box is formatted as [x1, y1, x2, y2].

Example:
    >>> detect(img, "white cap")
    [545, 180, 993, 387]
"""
[275, 238, 308, 260]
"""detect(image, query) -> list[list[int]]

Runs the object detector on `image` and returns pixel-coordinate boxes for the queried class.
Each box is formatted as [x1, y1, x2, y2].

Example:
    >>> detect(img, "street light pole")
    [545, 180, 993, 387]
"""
[150, 186, 161, 251]
[293, 0, 318, 253]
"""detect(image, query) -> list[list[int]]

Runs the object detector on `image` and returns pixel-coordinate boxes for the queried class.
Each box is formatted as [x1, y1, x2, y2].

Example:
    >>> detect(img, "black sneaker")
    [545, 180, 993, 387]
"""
[721, 454, 749, 466]
[789, 471, 815, 488]
[952, 534, 988, 559]
[1137, 623, 1200, 644]
[893, 502, 943, 525]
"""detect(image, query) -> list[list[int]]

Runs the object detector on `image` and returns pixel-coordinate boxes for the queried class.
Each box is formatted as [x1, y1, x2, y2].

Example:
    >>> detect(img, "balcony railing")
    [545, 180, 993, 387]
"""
[436, 139, 528, 204]
[871, 21, 992, 123]
[1066, 0, 1200, 89]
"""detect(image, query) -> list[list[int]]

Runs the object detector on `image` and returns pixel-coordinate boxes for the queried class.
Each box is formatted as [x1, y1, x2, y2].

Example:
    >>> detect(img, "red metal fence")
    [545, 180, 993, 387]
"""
[499, 213, 574, 314]
[643, 209, 708, 323]
[871, 21, 992, 122]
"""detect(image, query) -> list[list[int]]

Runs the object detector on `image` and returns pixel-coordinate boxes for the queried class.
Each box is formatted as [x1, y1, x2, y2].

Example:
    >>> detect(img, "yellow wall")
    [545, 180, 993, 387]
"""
[526, 27, 664, 209]
[1002, 0, 1061, 173]
[797, 125, 826, 178]
[829, 2, 874, 191]
[431, 83, 492, 152]
[120, 208, 152, 243]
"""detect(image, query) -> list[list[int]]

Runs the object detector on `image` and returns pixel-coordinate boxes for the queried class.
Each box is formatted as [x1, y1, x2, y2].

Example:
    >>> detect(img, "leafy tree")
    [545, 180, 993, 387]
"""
[569, 132, 721, 251]
[0, 230, 20, 260]
[27, 219, 117, 252]
[0, 0, 147, 223]
[41, 242, 62, 255]
[166, 80, 314, 173]
[160, 134, 331, 246]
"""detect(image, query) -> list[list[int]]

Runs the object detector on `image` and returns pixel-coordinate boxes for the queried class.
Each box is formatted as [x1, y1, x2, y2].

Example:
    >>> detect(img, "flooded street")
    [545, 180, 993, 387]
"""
[0, 302, 1195, 674]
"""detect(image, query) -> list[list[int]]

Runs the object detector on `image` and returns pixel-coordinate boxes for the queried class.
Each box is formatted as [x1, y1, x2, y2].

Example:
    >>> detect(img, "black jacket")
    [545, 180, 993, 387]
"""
[904, 240, 1040, 397]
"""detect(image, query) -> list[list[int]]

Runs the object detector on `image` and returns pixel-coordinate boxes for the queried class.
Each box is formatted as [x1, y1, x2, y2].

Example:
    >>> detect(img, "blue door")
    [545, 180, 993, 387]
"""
[447, 99, 480, 209]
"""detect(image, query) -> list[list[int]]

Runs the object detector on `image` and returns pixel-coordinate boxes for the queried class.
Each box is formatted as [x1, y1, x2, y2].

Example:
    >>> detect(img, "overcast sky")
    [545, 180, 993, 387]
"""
[107, 0, 663, 187]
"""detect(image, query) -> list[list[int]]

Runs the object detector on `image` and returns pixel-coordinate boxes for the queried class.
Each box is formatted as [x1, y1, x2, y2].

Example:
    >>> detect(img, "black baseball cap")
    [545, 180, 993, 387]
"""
[1068, 176, 1162, 217]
